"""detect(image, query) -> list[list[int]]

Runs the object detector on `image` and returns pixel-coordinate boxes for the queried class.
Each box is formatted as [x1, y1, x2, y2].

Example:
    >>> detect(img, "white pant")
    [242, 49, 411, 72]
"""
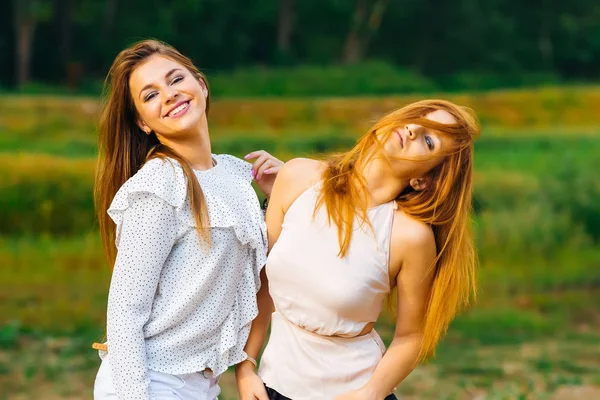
[94, 354, 221, 399]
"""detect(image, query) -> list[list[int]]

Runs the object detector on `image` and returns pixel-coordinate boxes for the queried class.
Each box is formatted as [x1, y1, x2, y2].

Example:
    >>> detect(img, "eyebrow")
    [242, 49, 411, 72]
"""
[138, 68, 183, 98]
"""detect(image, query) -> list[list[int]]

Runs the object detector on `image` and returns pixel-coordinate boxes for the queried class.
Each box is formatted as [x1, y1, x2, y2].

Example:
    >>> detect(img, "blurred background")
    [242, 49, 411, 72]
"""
[1, 0, 600, 399]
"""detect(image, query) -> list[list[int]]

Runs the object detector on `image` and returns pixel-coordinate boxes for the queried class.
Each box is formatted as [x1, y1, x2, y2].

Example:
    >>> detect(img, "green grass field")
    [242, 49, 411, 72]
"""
[1, 92, 599, 399]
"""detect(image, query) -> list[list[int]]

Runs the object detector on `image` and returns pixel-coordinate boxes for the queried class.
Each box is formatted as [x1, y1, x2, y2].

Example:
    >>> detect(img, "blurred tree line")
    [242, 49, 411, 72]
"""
[2, 0, 599, 90]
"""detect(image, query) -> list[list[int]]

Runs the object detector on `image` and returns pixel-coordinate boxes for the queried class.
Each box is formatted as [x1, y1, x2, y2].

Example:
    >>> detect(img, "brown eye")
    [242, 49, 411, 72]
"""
[144, 92, 158, 102]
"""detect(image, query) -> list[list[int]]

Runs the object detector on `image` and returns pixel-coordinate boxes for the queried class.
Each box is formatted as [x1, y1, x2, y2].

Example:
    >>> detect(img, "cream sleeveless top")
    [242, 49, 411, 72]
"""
[259, 183, 396, 399]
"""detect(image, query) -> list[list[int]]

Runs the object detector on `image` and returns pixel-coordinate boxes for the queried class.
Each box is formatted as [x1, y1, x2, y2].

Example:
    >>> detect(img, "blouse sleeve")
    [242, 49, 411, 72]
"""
[106, 192, 178, 399]
[107, 160, 186, 400]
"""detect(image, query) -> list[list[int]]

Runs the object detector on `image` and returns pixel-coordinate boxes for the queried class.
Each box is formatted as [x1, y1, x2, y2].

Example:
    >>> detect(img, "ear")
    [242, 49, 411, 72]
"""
[409, 177, 431, 191]
[136, 118, 151, 135]
[199, 78, 208, 98]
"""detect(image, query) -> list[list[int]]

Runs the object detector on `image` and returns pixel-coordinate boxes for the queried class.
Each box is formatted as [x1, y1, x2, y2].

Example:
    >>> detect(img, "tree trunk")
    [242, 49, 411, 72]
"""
[413, 0, 432, 72]
[14, 1, 37, 87]
[360, 0, 390, 58]
[104, 0, 117, 38]
[342, 0, 389, 64]
[53, 0, 72, 73]
[539, 0, 553, 69]
[343, 0, 368, 64]
[277, 0, 294, 54]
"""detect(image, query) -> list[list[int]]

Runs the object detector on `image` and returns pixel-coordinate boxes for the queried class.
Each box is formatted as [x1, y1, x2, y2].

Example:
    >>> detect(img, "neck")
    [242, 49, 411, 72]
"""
[158, 115, 213, 170]
[359, 155, 409, 208]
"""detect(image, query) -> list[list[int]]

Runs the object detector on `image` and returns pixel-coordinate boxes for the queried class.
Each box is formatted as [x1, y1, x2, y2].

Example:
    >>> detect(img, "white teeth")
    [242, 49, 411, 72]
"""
[168, 102, 188, 117]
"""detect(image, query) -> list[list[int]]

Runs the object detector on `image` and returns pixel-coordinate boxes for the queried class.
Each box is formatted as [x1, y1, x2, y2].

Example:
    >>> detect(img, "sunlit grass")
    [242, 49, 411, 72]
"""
[2, 87, 600, 148]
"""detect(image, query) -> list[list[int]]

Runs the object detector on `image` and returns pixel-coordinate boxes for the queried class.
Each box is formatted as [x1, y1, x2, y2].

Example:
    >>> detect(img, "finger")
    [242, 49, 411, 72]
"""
[252, 154, 269, 170]
[258, 159, 280, 180]
[251, 155, 270, 178]
[244, 150, 265, 161]
[256, 386, 269, 400]
[263, 162, 282, 175]
[269, 156, 284, 166]
[257, 156, 283, 176]
[264, 155, 283, 168]
[256, 159, 275, 180]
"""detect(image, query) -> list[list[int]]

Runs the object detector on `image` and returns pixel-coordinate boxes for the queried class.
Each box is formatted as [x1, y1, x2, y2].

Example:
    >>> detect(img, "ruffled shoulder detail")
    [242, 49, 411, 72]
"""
[209, 154, 267, 270]
[107, 158, 187, 246]
[199, 155, 268, 375]
[216, 153, 254, 182]
[176, 154, 265, 252]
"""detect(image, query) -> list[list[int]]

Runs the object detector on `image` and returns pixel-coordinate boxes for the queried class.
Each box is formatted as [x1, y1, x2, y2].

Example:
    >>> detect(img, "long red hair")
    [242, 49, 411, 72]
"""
[95, 39, 212, 266]
[317, 99, 480, 361]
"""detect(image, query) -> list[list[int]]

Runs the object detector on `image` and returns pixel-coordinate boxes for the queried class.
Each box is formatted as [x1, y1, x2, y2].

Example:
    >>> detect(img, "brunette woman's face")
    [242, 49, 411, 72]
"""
[129, 55, 207, 138]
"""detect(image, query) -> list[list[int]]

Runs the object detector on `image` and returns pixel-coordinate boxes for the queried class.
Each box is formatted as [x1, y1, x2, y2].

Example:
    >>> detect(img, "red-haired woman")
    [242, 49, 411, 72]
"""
[237, 100, 480, 400]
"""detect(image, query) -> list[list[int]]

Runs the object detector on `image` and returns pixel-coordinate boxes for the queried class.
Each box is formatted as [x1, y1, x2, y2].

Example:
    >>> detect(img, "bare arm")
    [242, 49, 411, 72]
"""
[336, 215, 437, 400]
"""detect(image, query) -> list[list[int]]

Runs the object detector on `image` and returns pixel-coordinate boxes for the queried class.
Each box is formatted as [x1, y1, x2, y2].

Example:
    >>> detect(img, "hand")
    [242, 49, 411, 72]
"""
[236, 363, 269, 400]
[244, 150, 284, 198]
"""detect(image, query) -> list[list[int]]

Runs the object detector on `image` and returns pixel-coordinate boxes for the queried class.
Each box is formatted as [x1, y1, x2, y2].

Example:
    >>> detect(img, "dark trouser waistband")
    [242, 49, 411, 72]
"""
[264, 384, 398, 400]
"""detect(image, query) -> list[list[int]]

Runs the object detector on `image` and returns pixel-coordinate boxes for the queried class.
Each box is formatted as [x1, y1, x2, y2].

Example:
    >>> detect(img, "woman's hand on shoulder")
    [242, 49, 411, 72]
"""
[244, 150, 284, 198]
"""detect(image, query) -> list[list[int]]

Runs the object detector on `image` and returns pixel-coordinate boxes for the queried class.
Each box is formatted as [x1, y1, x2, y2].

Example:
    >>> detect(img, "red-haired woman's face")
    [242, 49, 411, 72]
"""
[381, 109, 455, 182]
[129, 54, 207, 139]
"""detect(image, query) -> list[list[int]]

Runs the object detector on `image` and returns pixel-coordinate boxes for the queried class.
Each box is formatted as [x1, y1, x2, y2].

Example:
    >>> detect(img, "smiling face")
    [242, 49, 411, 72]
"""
[381, 109, 456, 183]
[129, 55, 208, 139]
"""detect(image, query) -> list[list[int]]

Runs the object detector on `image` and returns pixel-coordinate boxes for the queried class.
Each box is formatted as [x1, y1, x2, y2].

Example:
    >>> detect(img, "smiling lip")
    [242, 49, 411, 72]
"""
[165, 100, 190, 118]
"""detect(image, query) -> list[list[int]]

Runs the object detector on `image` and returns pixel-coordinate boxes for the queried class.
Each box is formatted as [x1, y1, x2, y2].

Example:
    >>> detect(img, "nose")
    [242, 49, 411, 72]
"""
[163, 87, 179, 103]
[406, 125, 416, 140]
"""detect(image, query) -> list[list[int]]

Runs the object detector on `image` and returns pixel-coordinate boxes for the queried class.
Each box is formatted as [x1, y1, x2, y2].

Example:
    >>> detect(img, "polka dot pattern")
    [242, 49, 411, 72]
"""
[104, 155, 267, 399]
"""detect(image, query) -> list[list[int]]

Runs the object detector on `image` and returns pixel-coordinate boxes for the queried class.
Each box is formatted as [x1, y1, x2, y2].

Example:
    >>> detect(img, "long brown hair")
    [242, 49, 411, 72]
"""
[317, 99, 480, 361]
[95, 39, 211, 266]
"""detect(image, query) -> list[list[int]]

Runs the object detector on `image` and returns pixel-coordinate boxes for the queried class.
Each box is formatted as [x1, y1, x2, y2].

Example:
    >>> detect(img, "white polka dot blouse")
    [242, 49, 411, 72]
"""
[104, 154, 267, 399]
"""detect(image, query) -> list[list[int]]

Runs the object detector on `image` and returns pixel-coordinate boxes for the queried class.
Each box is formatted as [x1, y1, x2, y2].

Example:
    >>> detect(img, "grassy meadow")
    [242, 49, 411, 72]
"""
[1, 88, 599, 399]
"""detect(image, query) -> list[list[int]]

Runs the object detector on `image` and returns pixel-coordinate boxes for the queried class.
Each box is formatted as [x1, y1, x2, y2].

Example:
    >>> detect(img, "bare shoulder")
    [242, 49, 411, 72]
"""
[274, 158, 326, 212]
[391, 209, 435, 249]
[388, 208, 436, 279]
[280, 158, 325, 181]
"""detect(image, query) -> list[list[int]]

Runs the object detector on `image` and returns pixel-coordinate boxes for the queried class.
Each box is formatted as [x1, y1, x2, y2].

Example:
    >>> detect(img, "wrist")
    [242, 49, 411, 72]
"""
[361, 383, 388, 400]
[235, 357, 257, 375]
